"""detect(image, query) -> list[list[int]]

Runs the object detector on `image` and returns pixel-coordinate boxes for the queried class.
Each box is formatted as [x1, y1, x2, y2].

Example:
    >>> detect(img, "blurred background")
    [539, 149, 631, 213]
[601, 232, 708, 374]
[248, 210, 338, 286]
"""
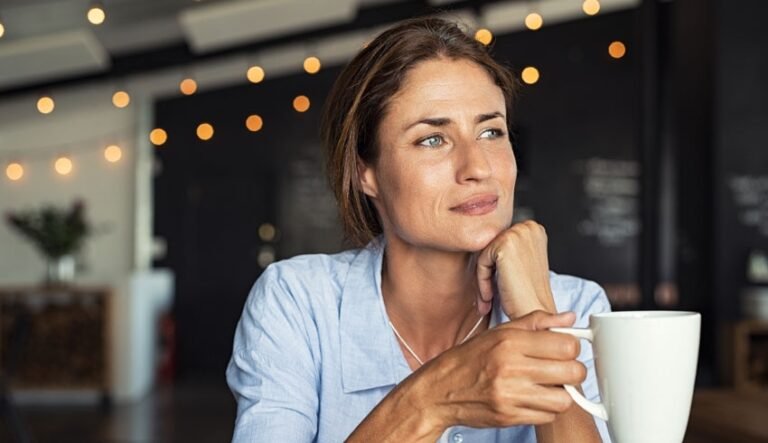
[0, 0, 766, 441]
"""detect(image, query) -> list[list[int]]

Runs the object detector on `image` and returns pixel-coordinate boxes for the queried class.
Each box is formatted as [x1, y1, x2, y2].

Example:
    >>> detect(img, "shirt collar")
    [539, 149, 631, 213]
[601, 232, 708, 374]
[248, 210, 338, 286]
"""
[339, 236, 407, 393]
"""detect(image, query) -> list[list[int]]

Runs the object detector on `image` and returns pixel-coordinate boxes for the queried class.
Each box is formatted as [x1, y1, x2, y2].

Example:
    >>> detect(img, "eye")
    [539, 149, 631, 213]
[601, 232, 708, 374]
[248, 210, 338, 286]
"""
[479, 128, 506, 139]
[417, 134, 444, 148]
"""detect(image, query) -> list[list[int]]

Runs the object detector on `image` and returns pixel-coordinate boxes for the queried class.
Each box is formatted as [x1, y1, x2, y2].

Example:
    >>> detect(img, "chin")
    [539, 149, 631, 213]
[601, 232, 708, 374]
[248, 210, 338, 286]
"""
[451, 224, 507, 252]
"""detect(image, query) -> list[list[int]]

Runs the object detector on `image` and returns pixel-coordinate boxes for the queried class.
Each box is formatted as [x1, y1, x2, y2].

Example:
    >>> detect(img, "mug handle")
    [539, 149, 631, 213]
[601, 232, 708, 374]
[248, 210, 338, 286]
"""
[549, 327, 609, 421]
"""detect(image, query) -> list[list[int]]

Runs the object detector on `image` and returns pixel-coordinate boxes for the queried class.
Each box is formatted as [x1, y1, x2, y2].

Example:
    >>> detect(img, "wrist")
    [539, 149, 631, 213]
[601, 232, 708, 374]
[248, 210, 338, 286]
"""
[401, 369, 451, 434]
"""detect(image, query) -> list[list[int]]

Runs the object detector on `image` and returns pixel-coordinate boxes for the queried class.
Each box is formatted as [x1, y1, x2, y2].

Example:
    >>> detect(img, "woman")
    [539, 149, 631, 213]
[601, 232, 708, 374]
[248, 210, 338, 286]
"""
[227, 17, 611, 442]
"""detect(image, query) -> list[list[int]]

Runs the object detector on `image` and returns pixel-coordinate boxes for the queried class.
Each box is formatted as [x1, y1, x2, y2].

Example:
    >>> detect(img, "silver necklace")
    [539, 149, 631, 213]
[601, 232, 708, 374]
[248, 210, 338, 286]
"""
[388, 314, 487, 367]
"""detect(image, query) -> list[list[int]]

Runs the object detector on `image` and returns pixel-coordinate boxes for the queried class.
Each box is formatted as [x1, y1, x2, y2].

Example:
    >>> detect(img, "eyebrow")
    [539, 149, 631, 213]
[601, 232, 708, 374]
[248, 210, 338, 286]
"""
[403, 111, 506, 132]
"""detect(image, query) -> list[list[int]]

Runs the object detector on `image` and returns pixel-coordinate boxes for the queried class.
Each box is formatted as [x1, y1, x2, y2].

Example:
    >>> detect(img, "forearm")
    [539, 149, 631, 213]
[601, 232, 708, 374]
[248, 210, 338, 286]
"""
[346, 375, 446, 443]
[535, 400, 601, 442]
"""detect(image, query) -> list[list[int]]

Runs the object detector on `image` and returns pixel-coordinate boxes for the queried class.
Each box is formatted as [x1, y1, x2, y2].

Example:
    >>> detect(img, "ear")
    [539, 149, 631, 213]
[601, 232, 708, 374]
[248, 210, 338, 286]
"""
[357, 159, 379, 199]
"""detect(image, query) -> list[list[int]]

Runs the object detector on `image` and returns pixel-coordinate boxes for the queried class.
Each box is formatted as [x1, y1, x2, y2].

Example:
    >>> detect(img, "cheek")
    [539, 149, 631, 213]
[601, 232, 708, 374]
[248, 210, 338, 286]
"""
[495, 148, 518, 188]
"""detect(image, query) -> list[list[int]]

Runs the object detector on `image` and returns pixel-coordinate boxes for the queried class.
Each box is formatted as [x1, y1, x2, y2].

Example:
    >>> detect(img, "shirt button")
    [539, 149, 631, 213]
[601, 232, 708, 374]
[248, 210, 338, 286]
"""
[452, 433, 464, 443]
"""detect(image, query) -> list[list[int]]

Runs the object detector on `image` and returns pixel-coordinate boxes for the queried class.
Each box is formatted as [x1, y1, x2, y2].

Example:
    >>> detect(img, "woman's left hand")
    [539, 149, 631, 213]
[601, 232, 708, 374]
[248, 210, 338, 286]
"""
[476, 220, 556, 318]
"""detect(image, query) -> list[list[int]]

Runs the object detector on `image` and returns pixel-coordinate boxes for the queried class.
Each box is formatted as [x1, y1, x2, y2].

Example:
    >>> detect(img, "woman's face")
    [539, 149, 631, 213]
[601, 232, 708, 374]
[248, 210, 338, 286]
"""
[360, 57, 517, 252]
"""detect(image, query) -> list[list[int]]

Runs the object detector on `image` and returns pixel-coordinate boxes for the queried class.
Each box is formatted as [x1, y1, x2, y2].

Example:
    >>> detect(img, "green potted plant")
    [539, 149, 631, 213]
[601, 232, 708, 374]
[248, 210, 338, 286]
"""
[5, 199, 91, 285]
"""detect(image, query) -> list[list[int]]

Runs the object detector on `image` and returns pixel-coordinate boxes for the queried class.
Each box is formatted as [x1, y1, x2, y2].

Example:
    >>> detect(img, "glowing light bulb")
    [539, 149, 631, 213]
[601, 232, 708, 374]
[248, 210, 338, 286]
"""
[197, 123, 214, 141]
[247, 66, 265, 84]
[583, 0, 600, 16]
[303, 56, 321, 74]
[180, 78, 197, 95]
[6, 163, 23, 181]
[37, 96, 55, 114]
[608, 41, 627, 59]
[150, 128, 168, 146]
[525, 13, 543, 31]
[521, 66, 540, 85]
[87, 5, 106, 25]
[55, 157, 73, 175]
[112, 90, 130, 108]
[104, 145, 122, 162]
[246, 115, 263, 132]
[474, 28, 493, 46]
[293, 95, 310, 113]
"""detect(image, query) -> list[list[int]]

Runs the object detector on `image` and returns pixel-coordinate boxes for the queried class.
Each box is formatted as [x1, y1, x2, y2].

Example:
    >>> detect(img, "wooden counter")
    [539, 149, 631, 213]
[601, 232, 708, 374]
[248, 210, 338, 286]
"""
[686, 389, 768, 443]
[0, 285, 113, 398]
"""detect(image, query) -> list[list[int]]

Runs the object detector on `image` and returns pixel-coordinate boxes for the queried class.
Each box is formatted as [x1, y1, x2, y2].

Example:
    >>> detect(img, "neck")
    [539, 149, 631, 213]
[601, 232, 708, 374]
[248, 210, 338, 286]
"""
[381, 234, 487, 364]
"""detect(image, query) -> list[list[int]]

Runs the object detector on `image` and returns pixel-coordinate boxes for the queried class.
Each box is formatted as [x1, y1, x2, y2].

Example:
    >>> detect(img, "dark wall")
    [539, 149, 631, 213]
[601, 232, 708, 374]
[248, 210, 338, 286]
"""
[713, 0, 768, 321]
[153, 68, 344, 378]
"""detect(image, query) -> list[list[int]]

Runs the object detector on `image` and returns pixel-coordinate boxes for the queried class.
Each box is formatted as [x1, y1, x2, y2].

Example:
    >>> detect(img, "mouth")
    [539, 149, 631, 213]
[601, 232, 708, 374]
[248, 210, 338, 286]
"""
[450, 194, 498, 216]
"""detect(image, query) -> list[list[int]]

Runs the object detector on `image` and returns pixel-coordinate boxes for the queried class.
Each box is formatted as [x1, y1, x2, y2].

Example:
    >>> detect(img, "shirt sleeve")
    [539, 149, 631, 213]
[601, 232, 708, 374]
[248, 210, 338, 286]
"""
[573, 280, 613, 443]
[226, 265, 320, 443]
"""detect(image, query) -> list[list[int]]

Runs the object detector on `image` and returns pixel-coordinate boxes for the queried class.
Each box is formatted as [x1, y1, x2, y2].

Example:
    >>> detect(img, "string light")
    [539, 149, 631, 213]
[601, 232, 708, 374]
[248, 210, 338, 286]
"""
[197, 123, 214, 141]
[293, 95, 310, 112]
[521, 66, 540, 85]
[87, 3, 106, 25]
[54, 156, 73, 175]
[150, 128, 168, 146]
[246, 115, 263, 132]
[180, 78, 198, 95]
[104, 145, 122, 162]
[37, 96, 55, 114]
[112, 90, 130, 108]
[474, 28, 493, 46]
[303, 56, 321, 74]
[583, 0, 600, 16]
[247, 65, 265, 84]
[608, 41, 627, 59]
[525, 12, 543, 31]
[6, 163, 23, 181]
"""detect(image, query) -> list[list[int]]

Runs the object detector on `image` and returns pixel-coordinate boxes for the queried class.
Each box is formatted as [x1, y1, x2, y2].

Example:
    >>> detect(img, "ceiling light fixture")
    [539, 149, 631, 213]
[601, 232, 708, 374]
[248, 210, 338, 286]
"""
[87, 3, 106, 25]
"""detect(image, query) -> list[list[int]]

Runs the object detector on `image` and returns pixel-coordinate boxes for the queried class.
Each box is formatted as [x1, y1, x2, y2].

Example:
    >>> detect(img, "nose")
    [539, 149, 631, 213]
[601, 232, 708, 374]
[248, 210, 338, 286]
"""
[456, 139, 492, 183]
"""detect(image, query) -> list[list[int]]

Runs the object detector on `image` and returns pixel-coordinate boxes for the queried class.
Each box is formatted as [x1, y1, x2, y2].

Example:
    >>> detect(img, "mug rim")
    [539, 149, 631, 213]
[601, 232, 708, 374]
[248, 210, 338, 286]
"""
[591, 310, 700, 319]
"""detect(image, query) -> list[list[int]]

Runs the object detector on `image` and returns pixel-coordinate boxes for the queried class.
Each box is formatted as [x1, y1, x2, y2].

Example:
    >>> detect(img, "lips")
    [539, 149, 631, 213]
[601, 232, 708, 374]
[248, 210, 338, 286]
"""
[450, 194, 498, 215]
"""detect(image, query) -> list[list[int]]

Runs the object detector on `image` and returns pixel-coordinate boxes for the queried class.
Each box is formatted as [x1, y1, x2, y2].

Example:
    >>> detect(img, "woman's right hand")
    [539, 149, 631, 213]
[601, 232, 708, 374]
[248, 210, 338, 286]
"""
[347, 310, 587, 442]
[415, 310, 586, 431]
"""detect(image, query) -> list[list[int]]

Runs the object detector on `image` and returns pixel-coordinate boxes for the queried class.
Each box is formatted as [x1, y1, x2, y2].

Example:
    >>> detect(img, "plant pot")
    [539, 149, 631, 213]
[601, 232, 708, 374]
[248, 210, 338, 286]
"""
[46, 254, 76, 285]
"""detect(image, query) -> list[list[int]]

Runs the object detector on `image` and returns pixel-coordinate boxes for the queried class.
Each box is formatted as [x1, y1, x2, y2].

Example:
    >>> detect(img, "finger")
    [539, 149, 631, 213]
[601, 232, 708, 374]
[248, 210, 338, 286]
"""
[476, 242, 498, 304]
[516, 384, 575, 415]
[506, 310, 576, 331]
[476, 297, 492, 316]
[499, 328, 581, 360]
[519, 356, 588, 386]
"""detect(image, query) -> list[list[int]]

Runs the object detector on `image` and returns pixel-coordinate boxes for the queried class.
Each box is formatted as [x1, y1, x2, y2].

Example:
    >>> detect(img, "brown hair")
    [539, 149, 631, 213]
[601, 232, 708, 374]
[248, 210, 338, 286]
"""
[321, 16, 518, 247]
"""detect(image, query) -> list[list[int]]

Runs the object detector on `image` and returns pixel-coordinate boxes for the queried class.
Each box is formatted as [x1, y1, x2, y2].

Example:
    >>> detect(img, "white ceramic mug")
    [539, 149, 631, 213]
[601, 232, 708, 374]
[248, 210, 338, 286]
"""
[552, 311, 701, 443]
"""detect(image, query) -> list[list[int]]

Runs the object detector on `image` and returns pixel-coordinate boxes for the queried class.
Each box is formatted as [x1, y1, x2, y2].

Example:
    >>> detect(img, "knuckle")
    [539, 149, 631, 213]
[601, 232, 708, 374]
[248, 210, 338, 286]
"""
[488, 380, 508, 408]
[562, 335, 581, 359]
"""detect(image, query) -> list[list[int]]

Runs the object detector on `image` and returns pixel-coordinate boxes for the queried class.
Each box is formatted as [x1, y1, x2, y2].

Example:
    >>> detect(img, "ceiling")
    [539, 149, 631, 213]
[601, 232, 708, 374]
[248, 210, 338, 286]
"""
[0, 0, 638, 96]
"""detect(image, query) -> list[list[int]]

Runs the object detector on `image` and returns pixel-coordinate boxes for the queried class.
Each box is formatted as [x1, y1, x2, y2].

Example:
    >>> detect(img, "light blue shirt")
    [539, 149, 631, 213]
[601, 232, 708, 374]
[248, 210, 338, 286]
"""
[227, 237, 612, 442]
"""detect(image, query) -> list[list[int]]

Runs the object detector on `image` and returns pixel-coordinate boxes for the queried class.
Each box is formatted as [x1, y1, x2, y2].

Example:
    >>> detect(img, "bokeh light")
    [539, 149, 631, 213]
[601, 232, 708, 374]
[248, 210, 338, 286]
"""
[150, 128, 168, 146]
[293, 95, 310, 113]
[246, 115, 264, 132]
[104, 145, 122, 163]
[521, 66, 540, 85]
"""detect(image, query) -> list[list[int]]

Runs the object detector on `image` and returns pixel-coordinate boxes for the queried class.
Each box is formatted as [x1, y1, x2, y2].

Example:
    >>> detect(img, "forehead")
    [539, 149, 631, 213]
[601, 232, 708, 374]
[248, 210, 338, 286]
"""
[388, 57, 505, 114]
